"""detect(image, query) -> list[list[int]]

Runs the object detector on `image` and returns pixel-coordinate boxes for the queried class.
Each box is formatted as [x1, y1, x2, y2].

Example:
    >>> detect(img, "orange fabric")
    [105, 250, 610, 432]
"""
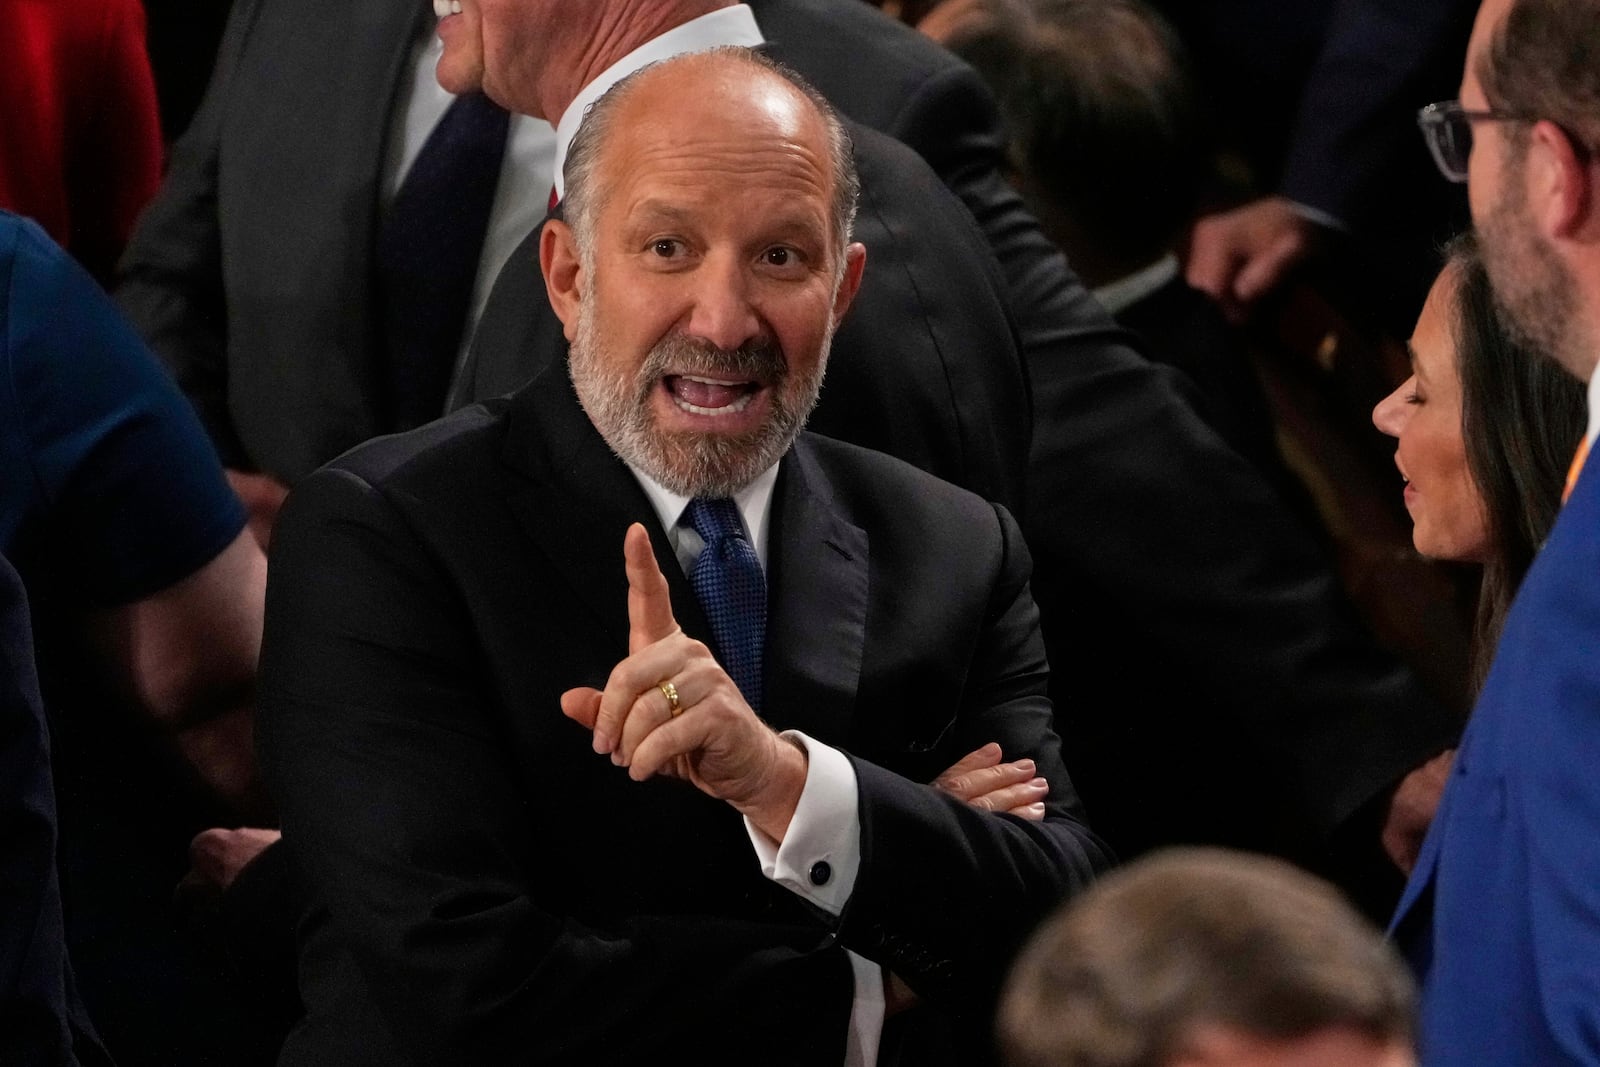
[1564, 436, 1591, 505]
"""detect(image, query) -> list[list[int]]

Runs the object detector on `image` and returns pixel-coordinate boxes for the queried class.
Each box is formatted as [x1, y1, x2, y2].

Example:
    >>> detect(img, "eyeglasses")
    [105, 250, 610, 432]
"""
[1416, 100, 1537, 182]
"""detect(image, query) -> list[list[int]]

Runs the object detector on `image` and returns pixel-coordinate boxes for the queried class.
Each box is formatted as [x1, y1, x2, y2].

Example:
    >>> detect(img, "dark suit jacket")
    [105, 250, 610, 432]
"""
[116, 0, 431, 480]
[258, 366, 1111, 1065]
[1151, 0, 1475, 324]
[1116, 274, 1283, 481]
[0, 554, 113, 1067]
[460, 0, 1459, 878]
[1390, 462, 1600, 1065]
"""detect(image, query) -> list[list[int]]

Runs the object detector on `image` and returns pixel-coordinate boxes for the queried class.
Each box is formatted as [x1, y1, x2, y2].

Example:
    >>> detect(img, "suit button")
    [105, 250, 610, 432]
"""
[809, 861, 832, 886]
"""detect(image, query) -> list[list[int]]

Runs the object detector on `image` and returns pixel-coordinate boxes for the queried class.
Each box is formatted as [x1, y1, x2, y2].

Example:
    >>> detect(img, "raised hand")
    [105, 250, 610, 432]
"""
[560, 524, 807, 840]
[933, 742, 1049, 820]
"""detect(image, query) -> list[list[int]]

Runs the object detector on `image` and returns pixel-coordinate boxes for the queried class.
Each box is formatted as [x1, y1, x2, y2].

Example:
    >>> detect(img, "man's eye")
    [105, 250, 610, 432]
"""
[652, 239, 681, 257]
[764, 247, 792, 266]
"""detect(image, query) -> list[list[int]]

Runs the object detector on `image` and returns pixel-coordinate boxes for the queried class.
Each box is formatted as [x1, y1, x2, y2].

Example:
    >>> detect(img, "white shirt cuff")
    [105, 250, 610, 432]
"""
[1286, 199, 1348, 233]
[743, 730, 861, 916]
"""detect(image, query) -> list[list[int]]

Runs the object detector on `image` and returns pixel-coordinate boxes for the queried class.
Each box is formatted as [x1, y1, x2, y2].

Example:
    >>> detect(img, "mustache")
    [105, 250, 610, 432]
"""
[640, 333, 786, 384]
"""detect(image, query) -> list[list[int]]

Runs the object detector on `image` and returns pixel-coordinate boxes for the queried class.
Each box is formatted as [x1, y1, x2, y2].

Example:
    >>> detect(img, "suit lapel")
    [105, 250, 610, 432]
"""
[762, 439, 869, 744]
[496, 379, 864, 733]
[497, 365, 710, 651]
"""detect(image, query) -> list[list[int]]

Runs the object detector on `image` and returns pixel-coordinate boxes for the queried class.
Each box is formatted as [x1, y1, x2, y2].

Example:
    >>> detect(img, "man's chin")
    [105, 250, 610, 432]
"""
[432, 48, 484, 98]
[636, 428, 795, 499]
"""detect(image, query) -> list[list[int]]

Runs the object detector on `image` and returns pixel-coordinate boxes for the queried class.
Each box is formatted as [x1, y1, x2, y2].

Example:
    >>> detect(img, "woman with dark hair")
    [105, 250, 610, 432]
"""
[1373, 232, 1586, 689]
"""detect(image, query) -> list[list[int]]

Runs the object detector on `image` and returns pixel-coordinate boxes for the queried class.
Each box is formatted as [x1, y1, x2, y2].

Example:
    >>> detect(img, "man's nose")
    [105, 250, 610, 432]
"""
[1372, 377, 1414, 437]
[683, 254, 761, 352]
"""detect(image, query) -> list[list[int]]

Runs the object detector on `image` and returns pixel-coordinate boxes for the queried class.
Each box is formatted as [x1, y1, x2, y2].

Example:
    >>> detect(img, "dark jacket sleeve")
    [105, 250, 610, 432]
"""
[839, 502, 1112, 1031]
[0, 555, 115, 1067]
[1279, 0, 1478, 226]
[113, 0, 266, 467]
[258, 468, 854, 1067]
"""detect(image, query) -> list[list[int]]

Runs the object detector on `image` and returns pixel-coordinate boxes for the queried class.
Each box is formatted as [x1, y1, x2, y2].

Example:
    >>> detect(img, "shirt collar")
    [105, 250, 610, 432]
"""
[1091, 253, 1180, 316]
[628, 459, 780, 572]
[551, 5, 764, 201]
[1586, 362, 1600, 447]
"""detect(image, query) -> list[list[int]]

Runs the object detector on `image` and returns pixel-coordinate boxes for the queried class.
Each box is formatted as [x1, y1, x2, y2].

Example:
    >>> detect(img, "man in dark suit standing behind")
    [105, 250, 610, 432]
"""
[260, 48, 1109, 1066]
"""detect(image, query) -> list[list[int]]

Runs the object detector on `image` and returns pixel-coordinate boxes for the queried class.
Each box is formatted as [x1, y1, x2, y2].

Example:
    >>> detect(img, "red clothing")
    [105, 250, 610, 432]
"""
[1, 0, 163, 280]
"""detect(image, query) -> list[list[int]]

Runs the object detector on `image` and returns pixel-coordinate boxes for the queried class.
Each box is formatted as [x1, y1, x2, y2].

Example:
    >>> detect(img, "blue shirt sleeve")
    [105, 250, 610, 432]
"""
[0, 212, 247, 606]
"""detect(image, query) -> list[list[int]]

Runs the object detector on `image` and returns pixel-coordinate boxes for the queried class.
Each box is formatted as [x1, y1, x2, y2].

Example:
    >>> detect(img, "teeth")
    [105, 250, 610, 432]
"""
[433, 0, 459, 15]
[451, 1, 461, 12]
[681, 374, 747, 387]
[674, 392, 754, 417]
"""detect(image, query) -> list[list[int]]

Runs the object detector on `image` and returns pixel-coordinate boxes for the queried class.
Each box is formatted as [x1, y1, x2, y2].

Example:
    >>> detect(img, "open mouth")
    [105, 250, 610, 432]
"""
[664, 374, 760, 416]
[433, 0, 462, 17]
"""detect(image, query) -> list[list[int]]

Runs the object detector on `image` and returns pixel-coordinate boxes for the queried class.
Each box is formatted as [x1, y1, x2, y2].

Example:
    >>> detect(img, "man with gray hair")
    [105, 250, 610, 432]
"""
[259, 48, 1109, 1066]
[1000, 849, 1418, 1067]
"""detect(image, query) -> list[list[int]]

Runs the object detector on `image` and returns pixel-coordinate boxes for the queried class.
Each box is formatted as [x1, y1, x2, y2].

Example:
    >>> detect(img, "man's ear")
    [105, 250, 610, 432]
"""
[541, 219, 585, 342]
[831, 242, 867, 325]
[1528, 119, 1594, 240]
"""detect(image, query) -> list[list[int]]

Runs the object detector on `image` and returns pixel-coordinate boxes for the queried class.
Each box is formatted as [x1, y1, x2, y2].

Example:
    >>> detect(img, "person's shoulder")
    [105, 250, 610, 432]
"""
[318, 398, 515, 497]
[795, 432, 1005, 524]
[0, 212, 66, 282]
[753, 0, 966, 83]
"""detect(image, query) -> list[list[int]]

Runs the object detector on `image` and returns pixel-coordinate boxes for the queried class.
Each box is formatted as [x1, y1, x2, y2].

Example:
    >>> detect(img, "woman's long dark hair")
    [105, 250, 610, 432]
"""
[1450, 232, 1588, 690]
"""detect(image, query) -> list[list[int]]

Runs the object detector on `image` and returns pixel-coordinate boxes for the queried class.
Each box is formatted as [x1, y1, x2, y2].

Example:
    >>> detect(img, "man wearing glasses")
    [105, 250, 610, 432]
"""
[1394, 0, 1600, 1063]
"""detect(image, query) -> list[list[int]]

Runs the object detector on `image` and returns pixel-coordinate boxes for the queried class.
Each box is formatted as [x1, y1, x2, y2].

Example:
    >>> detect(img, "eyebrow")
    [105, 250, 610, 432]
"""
[628, 201, 698, 229]
[629, 199, 828, 238]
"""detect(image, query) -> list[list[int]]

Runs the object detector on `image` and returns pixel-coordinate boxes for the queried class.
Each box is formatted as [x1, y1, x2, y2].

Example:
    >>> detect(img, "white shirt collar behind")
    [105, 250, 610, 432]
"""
[629, 461, 779, 576]
[551, 5, 764, 200]
[1091, 253, 1180, 317]
[1586, 362, 1600, 447]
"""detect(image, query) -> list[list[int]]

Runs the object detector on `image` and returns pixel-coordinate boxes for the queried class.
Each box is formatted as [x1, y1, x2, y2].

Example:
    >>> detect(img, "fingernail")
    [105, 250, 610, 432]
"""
[1027, 802, 1046, 815]
[1029, 777, 1048, 789]
[1018, 759, 1035, 774]
[593, 732, 609, 754]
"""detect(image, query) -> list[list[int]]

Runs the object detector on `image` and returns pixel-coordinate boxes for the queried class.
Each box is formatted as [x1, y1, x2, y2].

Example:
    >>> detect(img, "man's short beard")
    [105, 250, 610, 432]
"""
[1478, 152, 1584, 379]
[568, 295, 829, 498]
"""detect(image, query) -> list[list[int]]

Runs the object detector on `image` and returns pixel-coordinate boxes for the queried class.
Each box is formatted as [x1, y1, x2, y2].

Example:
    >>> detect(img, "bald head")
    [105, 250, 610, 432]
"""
[562, 48, 860, 269]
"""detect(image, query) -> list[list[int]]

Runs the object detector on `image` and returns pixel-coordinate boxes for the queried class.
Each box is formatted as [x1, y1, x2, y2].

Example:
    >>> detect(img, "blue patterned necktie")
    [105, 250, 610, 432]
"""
[685, 498, 767, 711]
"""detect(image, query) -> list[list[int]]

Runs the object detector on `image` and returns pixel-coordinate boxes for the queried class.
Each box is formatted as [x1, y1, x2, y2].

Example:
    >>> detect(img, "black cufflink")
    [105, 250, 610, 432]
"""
[809, 860, 832, 886]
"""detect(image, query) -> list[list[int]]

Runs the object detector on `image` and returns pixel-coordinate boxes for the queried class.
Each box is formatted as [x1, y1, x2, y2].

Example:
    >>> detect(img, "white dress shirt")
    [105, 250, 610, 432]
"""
[630, 462, 883, 1067]
[1586, 363, 1600, 448]
[1091, 252, 1180, 316]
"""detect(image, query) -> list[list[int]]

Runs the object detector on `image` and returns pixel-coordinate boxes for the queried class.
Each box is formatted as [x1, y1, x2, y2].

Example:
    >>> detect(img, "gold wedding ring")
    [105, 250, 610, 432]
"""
[658, 680, 682, 717]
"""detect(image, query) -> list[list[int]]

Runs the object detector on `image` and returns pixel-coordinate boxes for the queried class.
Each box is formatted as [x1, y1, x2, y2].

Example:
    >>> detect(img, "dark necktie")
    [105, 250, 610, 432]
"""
[685, 498, 767, 711]
[376, 91, 510, 431]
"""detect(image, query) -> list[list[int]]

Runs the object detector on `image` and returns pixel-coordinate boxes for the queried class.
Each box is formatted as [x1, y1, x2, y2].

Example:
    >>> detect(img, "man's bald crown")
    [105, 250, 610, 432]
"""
[560, 47, 859, 260]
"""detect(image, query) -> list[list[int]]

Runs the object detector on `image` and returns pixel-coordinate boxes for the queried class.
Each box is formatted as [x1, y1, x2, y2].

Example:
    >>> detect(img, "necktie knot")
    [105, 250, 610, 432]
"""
[686, 497, 747, 548]
[683, 498, 765, 710]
